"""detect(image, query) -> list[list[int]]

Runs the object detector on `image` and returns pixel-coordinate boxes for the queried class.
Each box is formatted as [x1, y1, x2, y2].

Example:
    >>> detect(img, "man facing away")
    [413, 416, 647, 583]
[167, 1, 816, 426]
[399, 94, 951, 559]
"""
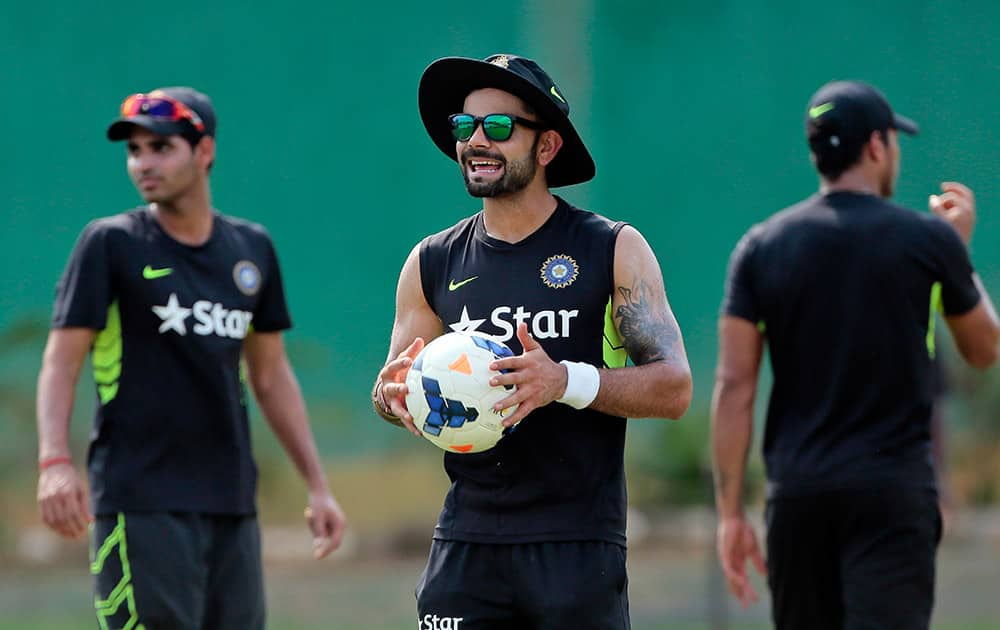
[712, 80, 1000, 629]
[36, 87, 347, 630]
[372, 54, 692, 629]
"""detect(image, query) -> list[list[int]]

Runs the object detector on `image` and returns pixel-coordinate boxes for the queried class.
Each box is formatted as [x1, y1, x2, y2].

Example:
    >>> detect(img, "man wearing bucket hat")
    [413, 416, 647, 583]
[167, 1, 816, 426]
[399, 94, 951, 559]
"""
[36, 87, 347, 629]
[373, 54, 692, 628]
[711, 80, 1000, 628]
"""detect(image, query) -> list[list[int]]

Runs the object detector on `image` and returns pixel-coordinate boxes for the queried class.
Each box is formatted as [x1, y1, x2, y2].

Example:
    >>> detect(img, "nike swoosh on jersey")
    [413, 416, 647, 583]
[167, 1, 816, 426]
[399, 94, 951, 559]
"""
[448, 276, 479, 291]
[143, 265, 174, 279]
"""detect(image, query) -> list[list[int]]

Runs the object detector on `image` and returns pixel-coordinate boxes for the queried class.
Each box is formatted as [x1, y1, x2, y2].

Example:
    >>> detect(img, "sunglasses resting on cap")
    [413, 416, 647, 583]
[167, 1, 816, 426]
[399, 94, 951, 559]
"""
[120, 93, 206, 132]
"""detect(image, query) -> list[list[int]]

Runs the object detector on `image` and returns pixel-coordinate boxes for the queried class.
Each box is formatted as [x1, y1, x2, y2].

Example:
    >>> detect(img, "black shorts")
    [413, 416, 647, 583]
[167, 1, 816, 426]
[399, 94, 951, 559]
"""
[765, 484, 941, 630]
[90, 512, 265, 630]
[415, 539, 630, 630]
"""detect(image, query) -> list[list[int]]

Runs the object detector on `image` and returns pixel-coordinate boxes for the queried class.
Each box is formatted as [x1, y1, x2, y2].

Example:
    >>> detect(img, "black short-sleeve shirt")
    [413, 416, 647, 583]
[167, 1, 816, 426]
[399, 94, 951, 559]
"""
[52, 207, 291, 515]
[722, 191, 980, 497]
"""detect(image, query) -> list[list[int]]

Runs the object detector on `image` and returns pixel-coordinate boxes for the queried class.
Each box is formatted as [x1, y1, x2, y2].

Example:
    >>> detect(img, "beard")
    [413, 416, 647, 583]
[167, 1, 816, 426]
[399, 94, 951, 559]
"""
[460, 137, 540, 198]
[131, 160, 199, 205]
[879, 177, 894, 198]
[879, 160, 897, 198]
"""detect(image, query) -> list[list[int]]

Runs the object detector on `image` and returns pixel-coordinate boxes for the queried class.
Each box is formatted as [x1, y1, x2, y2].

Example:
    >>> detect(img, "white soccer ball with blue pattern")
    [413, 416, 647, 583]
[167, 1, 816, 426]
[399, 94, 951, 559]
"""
[404, 331, 518, 453]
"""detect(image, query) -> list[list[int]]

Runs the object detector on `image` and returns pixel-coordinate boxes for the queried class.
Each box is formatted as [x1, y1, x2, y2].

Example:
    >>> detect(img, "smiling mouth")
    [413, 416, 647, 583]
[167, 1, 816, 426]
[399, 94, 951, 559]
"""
[467, 159, 504, 175]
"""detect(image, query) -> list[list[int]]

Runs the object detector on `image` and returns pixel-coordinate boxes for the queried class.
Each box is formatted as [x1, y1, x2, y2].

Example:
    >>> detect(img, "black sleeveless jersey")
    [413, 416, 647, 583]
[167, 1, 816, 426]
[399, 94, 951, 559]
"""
[52, 207, 291, 515]
[419, 197, 630, 545]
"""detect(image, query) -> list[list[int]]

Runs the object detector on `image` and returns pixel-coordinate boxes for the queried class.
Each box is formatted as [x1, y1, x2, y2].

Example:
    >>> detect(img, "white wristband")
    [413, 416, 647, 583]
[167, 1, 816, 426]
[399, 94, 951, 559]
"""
[558, 360, 600, 409]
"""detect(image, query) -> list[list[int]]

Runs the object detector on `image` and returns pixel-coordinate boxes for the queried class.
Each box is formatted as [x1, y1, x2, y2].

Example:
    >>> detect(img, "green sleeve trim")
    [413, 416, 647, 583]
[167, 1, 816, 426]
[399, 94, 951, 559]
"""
[926, 281, 943, 358]
[97, 383, 120, 404]
[92, 302, 123, 404]
[239, 356, 249, 406]
[93, 362, 122, 383]
[603, 298, 628, 368]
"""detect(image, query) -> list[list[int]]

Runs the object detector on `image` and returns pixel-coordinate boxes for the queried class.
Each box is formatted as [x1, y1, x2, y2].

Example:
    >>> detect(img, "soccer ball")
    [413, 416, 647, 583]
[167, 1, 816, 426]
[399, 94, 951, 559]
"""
[404, 331, 519, 453]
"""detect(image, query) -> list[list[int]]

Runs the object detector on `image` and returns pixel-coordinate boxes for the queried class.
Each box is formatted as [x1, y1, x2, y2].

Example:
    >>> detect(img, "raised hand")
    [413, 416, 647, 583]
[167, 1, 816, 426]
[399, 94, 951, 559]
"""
[929, 181, 976, 245]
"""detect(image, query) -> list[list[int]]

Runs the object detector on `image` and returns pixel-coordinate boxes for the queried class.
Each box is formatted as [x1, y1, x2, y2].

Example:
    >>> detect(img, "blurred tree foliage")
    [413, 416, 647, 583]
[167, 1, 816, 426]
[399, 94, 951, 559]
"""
[0, 317, 50, 472]
[627, 407, 766, 508]
[944, 352, 1000, 505]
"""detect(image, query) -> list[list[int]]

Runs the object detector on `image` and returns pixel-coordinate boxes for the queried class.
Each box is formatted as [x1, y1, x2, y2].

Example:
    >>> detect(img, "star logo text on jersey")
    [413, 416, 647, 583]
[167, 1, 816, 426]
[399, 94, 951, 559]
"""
[418, 614, 464, 630]
[540, 254, 579, 289]
[448, 276, 479, 291]
[151, 293, 191, 335]
[233, 260, 261, 296]
[152, 293, 253, 338]
[449, 304, 578, 341]
[142, 265, 173, 279]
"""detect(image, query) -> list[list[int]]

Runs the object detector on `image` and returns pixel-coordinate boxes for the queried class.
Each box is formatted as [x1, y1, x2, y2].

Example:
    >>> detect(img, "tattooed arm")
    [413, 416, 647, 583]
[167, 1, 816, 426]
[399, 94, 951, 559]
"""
[489, 226, 691, 424]
[589, 226, 692, 419]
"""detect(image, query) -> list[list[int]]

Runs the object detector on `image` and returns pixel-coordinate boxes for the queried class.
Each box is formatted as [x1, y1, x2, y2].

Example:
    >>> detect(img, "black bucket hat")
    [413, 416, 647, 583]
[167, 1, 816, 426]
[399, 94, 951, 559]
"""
[418, 54, 595, 187]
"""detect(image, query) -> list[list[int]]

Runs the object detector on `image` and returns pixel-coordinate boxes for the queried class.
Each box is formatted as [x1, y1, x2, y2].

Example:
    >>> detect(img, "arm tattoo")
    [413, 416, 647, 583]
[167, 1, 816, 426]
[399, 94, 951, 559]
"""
[616, 281, 679, 365]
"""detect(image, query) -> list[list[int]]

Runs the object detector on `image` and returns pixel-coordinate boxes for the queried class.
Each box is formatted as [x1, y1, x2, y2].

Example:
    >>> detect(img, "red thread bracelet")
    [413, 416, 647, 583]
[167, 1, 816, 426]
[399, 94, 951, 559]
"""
[39, 455, 73, 470]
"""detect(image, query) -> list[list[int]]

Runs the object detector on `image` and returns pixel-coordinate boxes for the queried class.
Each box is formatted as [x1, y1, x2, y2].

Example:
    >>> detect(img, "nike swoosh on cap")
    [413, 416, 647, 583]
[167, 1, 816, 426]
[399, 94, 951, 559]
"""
[809, 102, 835, 119]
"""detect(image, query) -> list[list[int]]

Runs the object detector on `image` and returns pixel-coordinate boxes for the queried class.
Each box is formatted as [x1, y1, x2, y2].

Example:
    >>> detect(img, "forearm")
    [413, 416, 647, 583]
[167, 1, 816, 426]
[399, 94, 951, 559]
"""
[589, 362, 692, 419]
[36, 361, 80, 461]
[255, 365, 329, 494]
[711, 382, 755, 518]
[973, 273, 1000, 335]
[949, 273, 1000, 369]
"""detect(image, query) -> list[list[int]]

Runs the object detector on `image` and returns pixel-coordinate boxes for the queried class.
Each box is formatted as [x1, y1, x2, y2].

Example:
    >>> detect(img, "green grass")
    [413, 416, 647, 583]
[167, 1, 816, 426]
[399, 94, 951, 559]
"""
[3, 541, 999, 629]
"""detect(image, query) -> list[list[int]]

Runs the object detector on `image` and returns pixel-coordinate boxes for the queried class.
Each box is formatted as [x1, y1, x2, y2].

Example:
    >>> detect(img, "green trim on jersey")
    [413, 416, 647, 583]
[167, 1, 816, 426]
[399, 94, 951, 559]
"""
[927, 281, 943, 358]
[93, 302, 123, 404]
[603, 298, 627, 368]
[239, 323, 254, 407]
[239, 356, 249, 406]
[91, 513, 146, 630]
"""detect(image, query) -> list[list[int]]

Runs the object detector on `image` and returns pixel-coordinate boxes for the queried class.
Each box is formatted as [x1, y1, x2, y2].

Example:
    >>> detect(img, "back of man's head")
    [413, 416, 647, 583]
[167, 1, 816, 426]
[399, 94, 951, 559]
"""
[805, 81, 917, 180]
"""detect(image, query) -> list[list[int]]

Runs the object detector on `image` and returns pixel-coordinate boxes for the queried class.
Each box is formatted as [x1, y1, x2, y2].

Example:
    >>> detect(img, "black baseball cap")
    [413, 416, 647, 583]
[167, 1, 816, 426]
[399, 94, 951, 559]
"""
[107, 86, 216, 142]
[806, 80, 918, 160]
[418, 53, 595, 188]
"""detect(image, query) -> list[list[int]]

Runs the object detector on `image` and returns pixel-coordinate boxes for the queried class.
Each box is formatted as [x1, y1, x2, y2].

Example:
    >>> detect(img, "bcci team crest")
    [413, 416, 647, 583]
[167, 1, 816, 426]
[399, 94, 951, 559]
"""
[233, 260, 261, 296]
[490, 55, 511, 69]
[540, 254, 579, 289]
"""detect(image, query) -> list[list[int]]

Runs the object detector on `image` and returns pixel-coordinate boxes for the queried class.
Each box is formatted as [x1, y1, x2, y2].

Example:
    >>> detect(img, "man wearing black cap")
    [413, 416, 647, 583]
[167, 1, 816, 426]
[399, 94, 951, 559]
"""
[36, 87, 347, 629]
[373, 54, 692, 628]
[711, 80, 1000, 628]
